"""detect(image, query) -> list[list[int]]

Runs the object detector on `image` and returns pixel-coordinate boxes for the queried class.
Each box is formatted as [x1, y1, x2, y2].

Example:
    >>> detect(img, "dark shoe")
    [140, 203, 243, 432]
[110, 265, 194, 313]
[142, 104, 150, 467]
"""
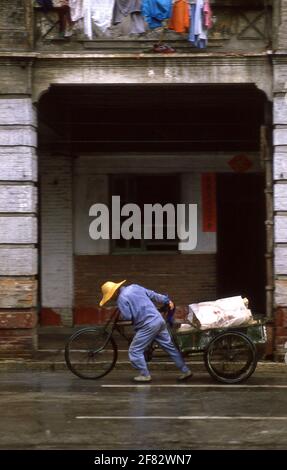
[153, 43, 167, 53]
[162, 43, 176, 53]
[152, 43, 176, 54]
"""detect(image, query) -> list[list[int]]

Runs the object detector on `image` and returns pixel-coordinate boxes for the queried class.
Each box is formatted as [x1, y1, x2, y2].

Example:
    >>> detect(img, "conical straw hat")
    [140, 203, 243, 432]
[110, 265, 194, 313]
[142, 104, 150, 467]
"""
[99, 280, 126, 307]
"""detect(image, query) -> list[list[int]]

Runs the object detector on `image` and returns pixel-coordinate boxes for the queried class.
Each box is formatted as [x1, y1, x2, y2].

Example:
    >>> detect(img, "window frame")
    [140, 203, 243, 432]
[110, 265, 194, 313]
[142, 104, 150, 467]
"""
[109, 173, 181, 255]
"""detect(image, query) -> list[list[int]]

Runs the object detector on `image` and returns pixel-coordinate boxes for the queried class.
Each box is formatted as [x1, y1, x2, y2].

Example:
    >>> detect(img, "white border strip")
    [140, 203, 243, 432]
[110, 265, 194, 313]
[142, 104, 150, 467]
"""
[101, 384, 287, 389]
[76, 416, 287, 420]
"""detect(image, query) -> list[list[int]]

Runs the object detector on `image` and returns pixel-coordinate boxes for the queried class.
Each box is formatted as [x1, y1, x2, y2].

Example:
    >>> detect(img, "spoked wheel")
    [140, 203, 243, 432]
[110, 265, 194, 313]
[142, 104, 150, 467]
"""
[144, 344, 155, 363]
[65, 328, 118, 380]
[204, 331, 257, 384]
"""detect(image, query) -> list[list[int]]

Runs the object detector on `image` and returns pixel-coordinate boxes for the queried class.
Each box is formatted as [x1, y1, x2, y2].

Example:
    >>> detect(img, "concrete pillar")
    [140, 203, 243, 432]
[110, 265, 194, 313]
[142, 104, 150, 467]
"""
[273, 62, 287, 360]
[0, 97, 38, 356]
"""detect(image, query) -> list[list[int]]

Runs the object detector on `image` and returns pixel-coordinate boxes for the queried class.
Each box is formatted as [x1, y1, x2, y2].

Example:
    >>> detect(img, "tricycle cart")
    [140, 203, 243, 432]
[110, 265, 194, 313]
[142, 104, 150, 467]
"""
[64, 307, 267, 384]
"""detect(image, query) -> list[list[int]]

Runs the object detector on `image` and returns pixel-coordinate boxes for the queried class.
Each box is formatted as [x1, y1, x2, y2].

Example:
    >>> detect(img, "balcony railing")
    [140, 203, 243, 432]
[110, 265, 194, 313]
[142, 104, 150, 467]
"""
[33, 0, 273, 53]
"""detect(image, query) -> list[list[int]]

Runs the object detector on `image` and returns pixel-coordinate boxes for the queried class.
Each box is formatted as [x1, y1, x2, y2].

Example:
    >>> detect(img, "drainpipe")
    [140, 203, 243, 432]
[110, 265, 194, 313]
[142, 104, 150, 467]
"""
[261, 125, 274, 320]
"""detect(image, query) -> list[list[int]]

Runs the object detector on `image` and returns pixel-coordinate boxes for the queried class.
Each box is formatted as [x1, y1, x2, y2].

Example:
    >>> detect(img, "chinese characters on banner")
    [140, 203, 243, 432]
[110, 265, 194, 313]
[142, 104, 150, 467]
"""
[201, 173, 217, 232]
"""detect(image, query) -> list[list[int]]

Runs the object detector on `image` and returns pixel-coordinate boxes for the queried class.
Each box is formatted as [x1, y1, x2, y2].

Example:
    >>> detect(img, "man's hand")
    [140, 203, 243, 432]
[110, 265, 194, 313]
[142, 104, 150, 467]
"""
[169, 300, 175, 310]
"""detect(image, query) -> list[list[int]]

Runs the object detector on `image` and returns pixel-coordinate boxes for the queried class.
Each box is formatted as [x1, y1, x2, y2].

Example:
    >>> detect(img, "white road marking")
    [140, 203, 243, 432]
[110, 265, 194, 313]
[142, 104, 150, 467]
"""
[101, 384, 287, 389]
[76, 416, 287, 420]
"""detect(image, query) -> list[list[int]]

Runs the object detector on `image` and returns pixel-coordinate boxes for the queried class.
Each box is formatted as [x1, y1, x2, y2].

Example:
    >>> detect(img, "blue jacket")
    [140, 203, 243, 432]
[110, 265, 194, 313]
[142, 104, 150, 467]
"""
[117, 284, 170, 329]
[141, 0, 172, 29]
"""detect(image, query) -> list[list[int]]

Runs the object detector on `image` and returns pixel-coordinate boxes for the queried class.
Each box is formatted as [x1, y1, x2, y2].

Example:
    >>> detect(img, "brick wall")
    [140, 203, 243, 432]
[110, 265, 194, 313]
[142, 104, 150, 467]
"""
[274, 308, 287, 361]
[74, 254, 217, 324]
[40, 154, 73, 326]
[276, 0, 287, 50]
[0, 1, 32, 51]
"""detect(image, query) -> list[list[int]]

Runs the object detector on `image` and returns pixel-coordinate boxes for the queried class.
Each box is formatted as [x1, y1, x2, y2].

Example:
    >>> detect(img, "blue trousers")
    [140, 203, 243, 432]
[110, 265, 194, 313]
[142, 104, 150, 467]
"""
[129, 317, 189, 376]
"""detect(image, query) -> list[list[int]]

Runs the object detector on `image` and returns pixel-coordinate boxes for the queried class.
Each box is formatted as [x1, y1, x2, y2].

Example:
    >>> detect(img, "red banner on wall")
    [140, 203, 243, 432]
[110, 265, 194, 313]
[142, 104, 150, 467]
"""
[201, 173, 217, 232]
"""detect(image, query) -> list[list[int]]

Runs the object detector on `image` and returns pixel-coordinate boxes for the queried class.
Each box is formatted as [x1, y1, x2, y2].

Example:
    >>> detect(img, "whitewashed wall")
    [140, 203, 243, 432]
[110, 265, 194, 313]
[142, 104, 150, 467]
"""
[40, 154, 73, 325]
[74, 173, 109, 255]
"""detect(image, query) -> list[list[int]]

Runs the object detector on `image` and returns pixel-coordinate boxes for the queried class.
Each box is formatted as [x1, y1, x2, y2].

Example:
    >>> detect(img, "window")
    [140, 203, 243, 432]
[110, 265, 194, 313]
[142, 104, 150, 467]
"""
[110, 174, 180, 253]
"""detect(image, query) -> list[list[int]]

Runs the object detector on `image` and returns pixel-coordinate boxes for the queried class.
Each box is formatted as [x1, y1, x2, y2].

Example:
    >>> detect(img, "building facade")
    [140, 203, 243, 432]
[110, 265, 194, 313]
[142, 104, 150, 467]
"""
[0, 0, 286, 359]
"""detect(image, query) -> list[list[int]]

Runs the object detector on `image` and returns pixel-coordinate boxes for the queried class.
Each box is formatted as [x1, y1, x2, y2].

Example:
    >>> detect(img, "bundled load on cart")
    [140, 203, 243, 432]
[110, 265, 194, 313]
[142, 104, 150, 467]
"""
[180, 296, 255, 332]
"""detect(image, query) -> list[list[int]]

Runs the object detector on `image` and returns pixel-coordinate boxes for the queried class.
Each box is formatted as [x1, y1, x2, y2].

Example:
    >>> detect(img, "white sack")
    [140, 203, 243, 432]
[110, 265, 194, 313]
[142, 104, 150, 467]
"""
[188, 296, 252, 330]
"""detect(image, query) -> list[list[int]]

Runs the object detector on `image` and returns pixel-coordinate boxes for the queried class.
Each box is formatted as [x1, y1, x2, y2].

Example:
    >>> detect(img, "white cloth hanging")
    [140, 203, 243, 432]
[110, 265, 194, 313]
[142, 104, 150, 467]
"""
[83, 0, 115, 38]
[52, 0, 69, 6]
[69, 0, 84, 22]
[83, 0, 92, 38]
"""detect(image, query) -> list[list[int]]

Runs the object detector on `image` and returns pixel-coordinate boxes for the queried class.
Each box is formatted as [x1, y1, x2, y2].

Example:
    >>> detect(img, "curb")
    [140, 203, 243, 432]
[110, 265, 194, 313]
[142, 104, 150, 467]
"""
[0, 360, 285, 373]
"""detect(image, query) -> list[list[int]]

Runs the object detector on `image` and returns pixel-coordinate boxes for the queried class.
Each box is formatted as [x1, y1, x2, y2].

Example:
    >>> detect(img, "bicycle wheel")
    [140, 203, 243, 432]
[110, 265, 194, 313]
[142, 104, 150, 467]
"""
[204, 331, 257, 384]
[65, 328, 118, 380]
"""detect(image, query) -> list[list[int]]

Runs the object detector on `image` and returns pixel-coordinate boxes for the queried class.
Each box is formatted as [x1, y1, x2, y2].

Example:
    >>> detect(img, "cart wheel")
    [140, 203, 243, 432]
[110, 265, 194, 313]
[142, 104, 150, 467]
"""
[204, 331, 257, 384]
[65, 328, 118, 380]
[144, 345, 154, 363]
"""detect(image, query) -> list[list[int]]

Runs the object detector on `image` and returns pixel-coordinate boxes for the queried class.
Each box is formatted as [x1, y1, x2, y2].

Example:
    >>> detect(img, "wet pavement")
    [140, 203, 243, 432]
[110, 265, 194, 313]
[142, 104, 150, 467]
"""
[0, 368, 287, 450]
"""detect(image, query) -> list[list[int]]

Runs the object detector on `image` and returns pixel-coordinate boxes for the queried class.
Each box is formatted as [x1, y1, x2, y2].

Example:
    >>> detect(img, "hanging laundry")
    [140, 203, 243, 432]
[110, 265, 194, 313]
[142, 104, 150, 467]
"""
[169, 0, 190, 33]
[141, 0, 172, 30]
[113, 0, 140, 20]
[69, 0, 84, 22]
[113, 1, 146, 34]
[92, 0, 115, 33]
[83, 0, 91, 38]
[52, 0, 69, 6]
[203, 0, 213, 29]
[36, 0, 53, 11]
[129, 12, 146, 34]
[189, 0, 208, 49]
[50, 0, 73, 36]
[84, 0, 115, 38]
